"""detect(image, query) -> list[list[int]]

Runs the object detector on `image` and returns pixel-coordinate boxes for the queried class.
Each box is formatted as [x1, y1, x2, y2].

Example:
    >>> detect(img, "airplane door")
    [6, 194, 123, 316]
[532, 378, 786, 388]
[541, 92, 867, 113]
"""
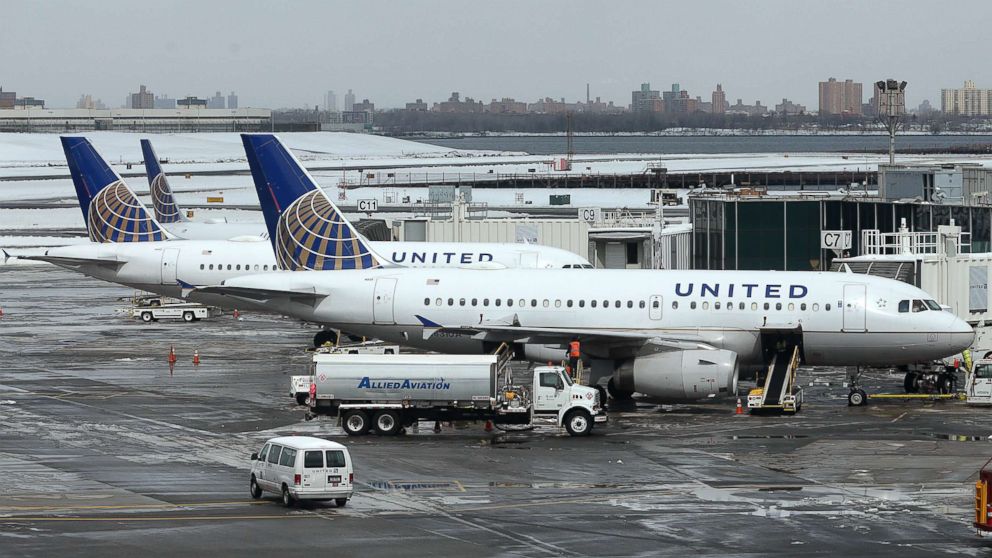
[649, 295, 663, 320]
[160, 248, 179, 285]
[373, 278, 398, 324]
[842, 283, 867, 332]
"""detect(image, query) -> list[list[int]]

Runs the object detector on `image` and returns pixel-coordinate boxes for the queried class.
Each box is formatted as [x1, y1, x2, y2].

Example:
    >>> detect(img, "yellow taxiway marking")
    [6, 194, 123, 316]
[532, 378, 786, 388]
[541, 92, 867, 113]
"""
[0, 501, 263, 512]
[0, 514, 318, 523]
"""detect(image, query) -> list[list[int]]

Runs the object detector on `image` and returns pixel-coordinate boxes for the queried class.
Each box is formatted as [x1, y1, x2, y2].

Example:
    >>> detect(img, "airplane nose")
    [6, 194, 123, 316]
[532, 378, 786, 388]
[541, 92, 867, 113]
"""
[946, 313, 975, 353]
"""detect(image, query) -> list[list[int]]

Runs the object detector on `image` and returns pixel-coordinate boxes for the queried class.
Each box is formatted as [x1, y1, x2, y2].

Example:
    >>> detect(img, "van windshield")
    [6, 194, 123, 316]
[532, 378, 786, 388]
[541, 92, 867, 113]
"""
[325, 450, 346, 468]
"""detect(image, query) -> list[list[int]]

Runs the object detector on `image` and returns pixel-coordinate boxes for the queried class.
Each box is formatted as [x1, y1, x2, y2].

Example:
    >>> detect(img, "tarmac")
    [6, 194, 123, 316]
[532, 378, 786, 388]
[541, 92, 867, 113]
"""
[3, 266, 992, 557]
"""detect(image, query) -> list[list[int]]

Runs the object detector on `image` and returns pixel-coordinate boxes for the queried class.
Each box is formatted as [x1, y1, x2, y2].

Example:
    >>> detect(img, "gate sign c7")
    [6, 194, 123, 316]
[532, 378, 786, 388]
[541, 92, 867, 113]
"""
[820, 230, 852, 250]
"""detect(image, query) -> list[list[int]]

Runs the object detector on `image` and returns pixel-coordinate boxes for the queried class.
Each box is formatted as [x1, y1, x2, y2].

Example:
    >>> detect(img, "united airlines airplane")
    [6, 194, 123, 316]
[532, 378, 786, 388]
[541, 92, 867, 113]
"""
[191, 135, 975, 401]
[140, 138, 268, 241]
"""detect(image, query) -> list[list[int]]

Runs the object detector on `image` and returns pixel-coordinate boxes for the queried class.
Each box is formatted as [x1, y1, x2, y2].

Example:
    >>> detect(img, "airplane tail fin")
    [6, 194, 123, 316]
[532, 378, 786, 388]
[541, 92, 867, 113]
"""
[140, 139, 185, 223]
[241, 133, 388, 270]
[61, 136, 169, 243]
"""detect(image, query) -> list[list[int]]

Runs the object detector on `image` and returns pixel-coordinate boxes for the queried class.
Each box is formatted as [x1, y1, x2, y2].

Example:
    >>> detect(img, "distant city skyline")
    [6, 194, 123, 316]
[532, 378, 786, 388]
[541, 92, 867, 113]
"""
[3, 0, 989, 110]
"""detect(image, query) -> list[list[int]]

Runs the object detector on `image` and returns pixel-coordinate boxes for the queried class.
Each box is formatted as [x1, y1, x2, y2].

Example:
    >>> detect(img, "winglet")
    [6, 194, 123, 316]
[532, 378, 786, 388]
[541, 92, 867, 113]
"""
[241, 133, 391, 270]
[141, 139, 185, 223]
[177, 278, 196, 299]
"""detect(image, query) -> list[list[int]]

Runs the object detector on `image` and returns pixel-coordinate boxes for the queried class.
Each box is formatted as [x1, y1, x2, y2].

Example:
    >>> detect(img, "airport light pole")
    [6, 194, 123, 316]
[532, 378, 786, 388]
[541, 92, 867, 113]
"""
[876, 79, 907, 165]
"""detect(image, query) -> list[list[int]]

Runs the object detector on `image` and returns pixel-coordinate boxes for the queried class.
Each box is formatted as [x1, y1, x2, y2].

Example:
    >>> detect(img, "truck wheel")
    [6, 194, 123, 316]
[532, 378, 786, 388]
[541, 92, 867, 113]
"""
[373, 410, 401, 436]
[564, 409, 592, 436]
[281, 485, 294, 507]
[141, 311, 153, 323]
[342, 410, 370, 436]
[847, 389, 867, 407]
[335, 498, 348, 507]
[295, 393, 308, 406]
[607, 378, 633, 401]
[903, 372, 918, 393]
[182, 311, 195, 323]
[250, 476, 262, 499]
[313, 330, 336, 348]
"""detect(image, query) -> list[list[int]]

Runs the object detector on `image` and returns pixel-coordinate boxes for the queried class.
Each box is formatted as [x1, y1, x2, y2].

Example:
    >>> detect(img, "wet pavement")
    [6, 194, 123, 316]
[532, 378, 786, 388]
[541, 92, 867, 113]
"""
[3, 266, 992, 557]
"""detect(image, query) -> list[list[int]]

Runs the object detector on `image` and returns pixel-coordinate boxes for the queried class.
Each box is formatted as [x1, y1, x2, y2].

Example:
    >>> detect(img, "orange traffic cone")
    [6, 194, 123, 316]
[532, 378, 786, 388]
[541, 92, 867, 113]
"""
[168, 345, 177, 365]
[0, 306, 4, 318]
[192, 350, 200, 366]
[433, 420, 442, 433]
[735, 397, 744, 415]
[233, 309, 240, 319]
[484, 420, 494, 433]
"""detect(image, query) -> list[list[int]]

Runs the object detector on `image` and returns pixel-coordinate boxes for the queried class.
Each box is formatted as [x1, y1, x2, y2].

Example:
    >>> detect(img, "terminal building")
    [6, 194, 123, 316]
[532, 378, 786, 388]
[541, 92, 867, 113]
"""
[0, 107, 272, 132]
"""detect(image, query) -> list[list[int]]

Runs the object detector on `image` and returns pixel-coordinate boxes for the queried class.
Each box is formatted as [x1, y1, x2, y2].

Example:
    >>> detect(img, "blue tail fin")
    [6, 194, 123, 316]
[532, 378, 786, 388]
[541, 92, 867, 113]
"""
[241, 133, 382, 270]
[140, 139, 184, 223]
[61, 136, 168, 243]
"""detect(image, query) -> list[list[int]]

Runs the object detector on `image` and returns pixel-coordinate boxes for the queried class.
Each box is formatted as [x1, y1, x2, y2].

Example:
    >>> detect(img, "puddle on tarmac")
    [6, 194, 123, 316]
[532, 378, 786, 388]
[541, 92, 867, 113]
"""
[730, 435, 808, 440]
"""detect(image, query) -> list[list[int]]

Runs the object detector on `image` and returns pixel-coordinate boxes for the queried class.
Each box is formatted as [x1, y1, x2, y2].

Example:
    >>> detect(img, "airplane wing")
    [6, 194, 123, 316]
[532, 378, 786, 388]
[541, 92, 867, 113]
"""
[14, 251, 127, 270]
[191, 283, 330, 305]
[418, 317, 712, 351]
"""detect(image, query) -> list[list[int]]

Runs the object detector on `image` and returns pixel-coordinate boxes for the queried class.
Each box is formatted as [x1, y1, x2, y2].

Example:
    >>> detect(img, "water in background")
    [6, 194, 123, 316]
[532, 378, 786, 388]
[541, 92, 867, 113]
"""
[414, 135, 992, 155]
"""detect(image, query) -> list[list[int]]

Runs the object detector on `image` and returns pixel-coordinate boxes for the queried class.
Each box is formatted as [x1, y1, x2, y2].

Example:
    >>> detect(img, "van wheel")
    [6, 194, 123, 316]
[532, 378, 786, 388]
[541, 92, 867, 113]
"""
[335, 498, 348, 507]
[141, 311, 153, 323]
[250, 476, 262, 499]
[295, 393, 308, 406]
[564, 409, 592, 436]
[182, 311, 195, 323]
[281, 485, 294, 507]
[374, 410, 401, 436]
[342, 410, 370, 436]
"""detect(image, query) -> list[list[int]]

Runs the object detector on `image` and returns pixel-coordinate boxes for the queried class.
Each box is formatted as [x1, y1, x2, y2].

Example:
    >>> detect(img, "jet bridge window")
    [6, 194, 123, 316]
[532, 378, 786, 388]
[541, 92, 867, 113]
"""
[912, 300, 927, 312]
[899, 300, 910, 313]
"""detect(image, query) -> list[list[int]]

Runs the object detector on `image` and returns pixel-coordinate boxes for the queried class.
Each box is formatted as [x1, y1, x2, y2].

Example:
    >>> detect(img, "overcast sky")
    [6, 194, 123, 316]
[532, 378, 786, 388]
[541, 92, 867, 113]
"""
[3, 0, 987, 110]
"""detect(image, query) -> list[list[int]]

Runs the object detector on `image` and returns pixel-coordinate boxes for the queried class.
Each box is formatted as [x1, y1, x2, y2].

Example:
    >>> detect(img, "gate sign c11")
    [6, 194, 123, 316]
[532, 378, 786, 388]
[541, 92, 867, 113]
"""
[820, 230, 852, 250]
[579, 207, 601, 223]
[357, 199, 378, 212]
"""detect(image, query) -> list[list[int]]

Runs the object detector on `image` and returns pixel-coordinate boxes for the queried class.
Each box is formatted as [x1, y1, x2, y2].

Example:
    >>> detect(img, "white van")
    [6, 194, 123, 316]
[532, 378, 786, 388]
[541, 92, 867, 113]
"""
[249, 436, 354, 507]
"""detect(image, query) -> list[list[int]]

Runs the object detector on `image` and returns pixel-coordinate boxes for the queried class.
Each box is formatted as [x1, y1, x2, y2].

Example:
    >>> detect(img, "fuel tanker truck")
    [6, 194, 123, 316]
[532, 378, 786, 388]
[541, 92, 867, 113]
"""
[305, 344, 606, 436]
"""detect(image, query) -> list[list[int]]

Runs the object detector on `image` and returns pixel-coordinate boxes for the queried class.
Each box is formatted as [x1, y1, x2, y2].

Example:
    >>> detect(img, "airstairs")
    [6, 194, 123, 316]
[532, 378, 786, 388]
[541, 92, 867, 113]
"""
[748, 344, 803, 414]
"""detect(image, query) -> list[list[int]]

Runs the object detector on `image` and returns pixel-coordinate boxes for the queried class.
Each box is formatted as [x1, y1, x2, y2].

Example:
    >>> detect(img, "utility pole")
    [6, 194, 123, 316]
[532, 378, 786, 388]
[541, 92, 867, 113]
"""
[876, 79, 907, 165]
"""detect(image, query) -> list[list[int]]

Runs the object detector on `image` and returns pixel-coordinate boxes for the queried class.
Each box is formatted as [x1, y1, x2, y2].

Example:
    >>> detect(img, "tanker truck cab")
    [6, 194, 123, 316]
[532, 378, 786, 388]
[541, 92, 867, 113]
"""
[532, 365, 606, 435]
[249, 436, 353, 508]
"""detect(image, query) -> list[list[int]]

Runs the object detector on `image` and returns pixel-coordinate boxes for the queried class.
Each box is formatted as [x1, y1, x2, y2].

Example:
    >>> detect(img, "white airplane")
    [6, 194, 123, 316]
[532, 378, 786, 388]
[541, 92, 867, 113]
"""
[140, 138, 268, 241]
[18, 137, 590, 344]
[192, 135, 975, 402]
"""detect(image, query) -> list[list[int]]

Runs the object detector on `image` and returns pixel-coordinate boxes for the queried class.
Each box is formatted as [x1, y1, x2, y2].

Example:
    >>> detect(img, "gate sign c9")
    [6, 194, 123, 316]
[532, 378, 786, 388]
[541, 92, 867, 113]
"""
[820, 230, 852, 250]
[357, 199, 378, 212]
[579, 207, 601, 223]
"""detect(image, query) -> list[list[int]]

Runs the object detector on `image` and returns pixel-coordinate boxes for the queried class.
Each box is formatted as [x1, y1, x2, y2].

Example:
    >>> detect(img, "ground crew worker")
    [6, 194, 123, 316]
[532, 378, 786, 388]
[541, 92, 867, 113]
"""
[568, 337, 581, 380]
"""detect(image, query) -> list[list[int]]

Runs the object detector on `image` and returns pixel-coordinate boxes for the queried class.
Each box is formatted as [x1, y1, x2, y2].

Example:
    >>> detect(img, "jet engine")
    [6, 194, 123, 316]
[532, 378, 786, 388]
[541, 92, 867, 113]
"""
[613, 349, 739, 401]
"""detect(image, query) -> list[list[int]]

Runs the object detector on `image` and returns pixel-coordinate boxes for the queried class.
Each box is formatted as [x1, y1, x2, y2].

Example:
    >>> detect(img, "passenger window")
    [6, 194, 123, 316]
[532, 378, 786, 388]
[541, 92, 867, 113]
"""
[267, 445, 282, 464]
[715, 302, 721, 310]
[519, 299, 526, 307]
[227, 264, 232, 270]
[672, 301, 678, 309]
[690, 301, 697, 310]
[739, 302, 745, 310]
[825, 304, 831, 311]
[627, 300, 633, 308]
[812, 303, 820, 311]
[555, 300, 562, 308]
[200, 264, 204, 270]
[325, 450, 346, 468]
[912, 300, 927, 312]
[579, 300, 585, 308]
[254, 265, 259, 271]
[800, 303, 807, 311]
[727, 302, 733, 311]
[539, 372, 559, 388]
[531, 299, 538, 307]
[602, 300, 609, 308]
[279, 448, 297, 467]
[263, 265, 269, 271]
[775, 303, 782, 311]
[702, 302, 709, 310]
[567, 300, 573, 308]
[424, 298, 430, 306]
[471, 298, 477, 306]
[788, 303, 795, 311]
[495, 299, 502, 307]
[435, 298, 442, 306]
[763, 302, 770, 311]
[506, 299, 512, 307]
[483, 298, 489, 306]
[209, 264, 214, 270]
[459, 298, 465, 306]
[652, 300, 659, 308]
[639, 301, 645, 309]
[591, 300, 597, 308]
[898, 300, 909, 313]
[447, 298, 454, 306]
[304, 450, 323, 468]
[543, 299, 549, 308]
[615, 300, 621, 308]
[236, 264, 241, 271]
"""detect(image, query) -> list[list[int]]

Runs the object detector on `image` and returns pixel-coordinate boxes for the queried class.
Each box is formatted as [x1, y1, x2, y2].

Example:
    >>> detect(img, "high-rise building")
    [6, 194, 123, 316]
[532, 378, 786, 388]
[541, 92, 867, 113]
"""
[154, 94, 176, 109]
[818, 78, 862, 115]
[352, 99, 374, 113]
[941, 81, 992, 116]
[0, 88, 15, 109]
[711, 84, 726, 114]
[208, 91, 225, 109]
[227, 92, 238, 109]
[76, 94, 107, 110]
[631, 83, 661, 113]
[405, 98, 429, 111]
[775, 98, 806, 116]
[324, 90, 337, 111]
[130, 85, 154, 109]
[177, 96, 208, 109]
[344, 89, 355, 112]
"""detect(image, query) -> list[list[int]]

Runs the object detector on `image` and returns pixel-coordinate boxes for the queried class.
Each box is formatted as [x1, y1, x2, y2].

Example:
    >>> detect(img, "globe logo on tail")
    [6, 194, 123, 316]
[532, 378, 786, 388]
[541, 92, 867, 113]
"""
[275, 190, 379, 270]
[87, 181, 167, 242]
[149, 173, 183, 223]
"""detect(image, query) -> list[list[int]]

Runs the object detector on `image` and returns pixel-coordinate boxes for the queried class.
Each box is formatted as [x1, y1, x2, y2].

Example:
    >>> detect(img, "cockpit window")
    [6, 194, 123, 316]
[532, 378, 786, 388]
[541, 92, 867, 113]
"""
[898, 300, 909, 313]
[912, 300, 927, 312]
[925, 300, 942, 311]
